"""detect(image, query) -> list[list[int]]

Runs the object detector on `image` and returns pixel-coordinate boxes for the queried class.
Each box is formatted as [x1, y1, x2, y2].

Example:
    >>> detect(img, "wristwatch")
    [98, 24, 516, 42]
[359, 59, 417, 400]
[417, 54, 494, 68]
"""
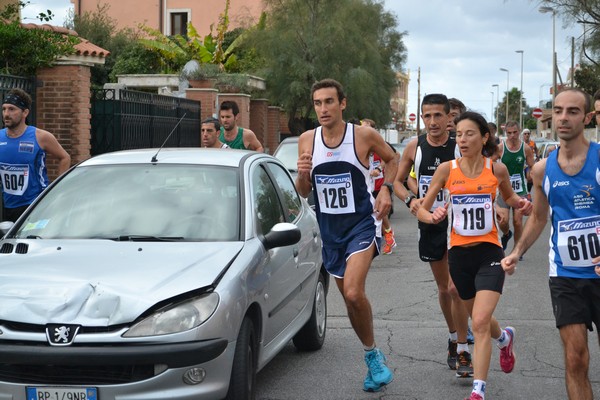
[404, 194, 416, 208]
[382, 182, 394, 195]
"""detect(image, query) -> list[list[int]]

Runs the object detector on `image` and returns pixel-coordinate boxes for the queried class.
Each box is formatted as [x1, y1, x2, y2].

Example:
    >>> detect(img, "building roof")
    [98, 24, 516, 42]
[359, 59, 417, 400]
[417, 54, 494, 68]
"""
[19, 22, 110, 59]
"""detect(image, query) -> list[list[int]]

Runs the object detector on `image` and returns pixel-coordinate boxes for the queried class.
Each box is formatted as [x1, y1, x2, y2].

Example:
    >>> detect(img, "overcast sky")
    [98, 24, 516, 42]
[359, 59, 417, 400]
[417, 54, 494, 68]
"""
[23, 0, 582, 124]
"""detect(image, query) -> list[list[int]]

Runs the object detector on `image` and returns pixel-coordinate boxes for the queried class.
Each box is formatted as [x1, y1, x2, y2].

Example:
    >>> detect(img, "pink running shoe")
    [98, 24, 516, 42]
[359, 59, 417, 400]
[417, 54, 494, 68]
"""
[465, 393, 483, 400]
[499, 326, 516, 373]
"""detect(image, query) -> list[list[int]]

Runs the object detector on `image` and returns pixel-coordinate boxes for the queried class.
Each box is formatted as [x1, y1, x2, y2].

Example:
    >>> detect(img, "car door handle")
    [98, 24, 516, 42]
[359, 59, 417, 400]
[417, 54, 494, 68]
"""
[293, 248, 299, 258]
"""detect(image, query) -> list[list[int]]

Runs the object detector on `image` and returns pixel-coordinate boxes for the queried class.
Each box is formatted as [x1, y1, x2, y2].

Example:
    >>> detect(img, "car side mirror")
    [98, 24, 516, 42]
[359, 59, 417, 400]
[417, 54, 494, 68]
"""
[263, 222, 301, 250]
[0, 221, 14, 237]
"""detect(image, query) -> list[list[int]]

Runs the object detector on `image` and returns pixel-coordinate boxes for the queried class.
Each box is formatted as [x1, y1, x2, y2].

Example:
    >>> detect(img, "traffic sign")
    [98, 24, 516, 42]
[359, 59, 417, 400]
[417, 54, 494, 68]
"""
[532, 108, 543, 119]
[408, 113, 417, 122]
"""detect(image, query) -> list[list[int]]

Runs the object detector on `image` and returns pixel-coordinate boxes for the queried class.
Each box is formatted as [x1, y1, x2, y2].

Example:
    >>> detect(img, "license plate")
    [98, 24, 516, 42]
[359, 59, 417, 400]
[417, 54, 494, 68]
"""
[26, 387, 97, 400]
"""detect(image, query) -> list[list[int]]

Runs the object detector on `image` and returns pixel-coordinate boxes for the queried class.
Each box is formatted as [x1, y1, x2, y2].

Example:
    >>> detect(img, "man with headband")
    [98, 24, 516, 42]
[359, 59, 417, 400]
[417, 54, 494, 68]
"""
[1, 88, 71, 222]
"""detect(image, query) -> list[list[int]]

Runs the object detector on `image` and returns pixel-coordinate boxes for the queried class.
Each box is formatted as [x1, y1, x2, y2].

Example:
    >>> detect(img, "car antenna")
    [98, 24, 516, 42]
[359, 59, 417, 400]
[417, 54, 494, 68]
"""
[151, 112, 187, 162]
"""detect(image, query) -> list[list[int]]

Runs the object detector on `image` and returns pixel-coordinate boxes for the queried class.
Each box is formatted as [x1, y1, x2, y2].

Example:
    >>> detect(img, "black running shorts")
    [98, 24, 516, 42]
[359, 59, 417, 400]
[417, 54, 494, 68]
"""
[418, 221, 447, 262]
[448, 242, 505, 300]
[549, 277, 600, 331]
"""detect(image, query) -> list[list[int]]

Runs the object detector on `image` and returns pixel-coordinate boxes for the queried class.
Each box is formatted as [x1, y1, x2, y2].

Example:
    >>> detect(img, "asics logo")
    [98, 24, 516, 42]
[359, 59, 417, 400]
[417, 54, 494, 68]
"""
[553, 181, 569, 188]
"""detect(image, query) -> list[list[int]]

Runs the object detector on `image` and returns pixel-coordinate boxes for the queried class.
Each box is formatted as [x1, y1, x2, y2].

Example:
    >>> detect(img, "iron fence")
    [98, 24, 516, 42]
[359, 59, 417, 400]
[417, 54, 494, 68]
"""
[91, 89, 201, 155]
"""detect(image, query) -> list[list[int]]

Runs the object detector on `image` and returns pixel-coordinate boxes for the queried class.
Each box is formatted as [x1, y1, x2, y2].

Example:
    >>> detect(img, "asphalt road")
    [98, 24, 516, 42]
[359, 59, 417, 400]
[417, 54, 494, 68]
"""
[255, 200, 600, 400]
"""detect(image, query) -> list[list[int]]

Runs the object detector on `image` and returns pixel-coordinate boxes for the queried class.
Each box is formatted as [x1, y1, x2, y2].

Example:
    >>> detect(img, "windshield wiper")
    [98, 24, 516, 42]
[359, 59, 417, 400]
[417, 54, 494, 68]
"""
[114, 235, 184, 242]
[26, 235, 42, 239]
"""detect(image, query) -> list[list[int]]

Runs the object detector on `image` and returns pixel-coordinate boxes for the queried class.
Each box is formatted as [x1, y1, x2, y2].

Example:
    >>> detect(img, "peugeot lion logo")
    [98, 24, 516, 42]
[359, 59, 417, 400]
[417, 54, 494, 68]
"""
[46, 324, 80, 346]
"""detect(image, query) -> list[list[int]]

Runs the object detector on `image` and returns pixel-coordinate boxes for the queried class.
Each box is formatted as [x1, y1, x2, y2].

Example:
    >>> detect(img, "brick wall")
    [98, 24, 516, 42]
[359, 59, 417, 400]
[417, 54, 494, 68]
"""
[35, 64, 92, 180]
[185, 88, 218, 121]
[250, 99, 268, 151]
[267, 106, 282, 155]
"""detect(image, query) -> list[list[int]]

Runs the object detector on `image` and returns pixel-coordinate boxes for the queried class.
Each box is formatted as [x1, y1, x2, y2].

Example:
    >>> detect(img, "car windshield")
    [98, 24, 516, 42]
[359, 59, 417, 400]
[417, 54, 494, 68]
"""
[13, 164, 240, 241]
[273, 141, 298, 172]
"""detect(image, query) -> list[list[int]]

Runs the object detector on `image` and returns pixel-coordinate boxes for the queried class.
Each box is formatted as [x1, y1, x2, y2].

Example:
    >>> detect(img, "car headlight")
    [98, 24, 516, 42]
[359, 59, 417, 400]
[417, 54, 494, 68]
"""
[123, 293, 219, 337]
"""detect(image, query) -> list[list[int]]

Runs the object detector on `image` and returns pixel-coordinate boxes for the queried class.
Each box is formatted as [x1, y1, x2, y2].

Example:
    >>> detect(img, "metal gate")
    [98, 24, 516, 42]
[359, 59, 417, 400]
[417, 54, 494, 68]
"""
[91, 89, 201, 155]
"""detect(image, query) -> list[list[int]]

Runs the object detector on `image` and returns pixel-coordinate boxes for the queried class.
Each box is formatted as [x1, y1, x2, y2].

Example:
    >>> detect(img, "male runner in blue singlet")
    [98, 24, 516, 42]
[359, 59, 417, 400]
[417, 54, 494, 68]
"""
[502, 88, 599, 400]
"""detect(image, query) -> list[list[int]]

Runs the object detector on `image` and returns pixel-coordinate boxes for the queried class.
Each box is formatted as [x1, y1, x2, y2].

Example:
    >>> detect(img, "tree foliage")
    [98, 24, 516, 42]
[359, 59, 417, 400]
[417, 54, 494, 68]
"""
[138, 0, 246, 73]
[495, 87, 535, 128]
[573, 62, 600, 95]
[539, 0, 600, 65]
[0, 2, 77, 76]
[248, 0, 407, 133]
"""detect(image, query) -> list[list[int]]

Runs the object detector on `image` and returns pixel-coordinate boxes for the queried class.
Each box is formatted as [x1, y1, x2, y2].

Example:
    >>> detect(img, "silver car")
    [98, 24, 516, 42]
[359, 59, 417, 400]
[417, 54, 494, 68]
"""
[0, 148, 327, 400]
[272, 136, 315, 209]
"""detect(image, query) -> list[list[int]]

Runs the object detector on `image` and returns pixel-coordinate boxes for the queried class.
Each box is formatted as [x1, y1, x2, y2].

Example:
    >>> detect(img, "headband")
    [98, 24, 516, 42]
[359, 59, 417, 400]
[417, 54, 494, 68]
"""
[3, 93, 29, 111]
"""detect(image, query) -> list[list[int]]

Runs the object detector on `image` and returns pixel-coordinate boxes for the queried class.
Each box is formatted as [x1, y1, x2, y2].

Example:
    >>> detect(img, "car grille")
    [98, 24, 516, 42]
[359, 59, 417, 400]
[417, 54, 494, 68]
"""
[0, 364, 156, 385]
[0, 322, 159, 385]
[0, 243, 29, 254]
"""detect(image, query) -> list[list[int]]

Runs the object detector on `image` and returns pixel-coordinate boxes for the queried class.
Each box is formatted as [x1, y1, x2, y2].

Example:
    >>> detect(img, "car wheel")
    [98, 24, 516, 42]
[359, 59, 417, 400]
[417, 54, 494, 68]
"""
[292, 272, 327, 351]
[225, 316, 256, 400]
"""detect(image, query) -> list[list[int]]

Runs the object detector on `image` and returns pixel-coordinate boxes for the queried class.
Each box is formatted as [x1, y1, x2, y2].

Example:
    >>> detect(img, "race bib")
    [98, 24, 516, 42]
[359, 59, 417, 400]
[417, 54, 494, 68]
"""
[419, 175, 445, 211]
[451, 194, 493, 236]
[510, 173, 523, 193]
[557, 216, 600, 267]
[314, 172, 356, 214]
[0, 163, 29, 196]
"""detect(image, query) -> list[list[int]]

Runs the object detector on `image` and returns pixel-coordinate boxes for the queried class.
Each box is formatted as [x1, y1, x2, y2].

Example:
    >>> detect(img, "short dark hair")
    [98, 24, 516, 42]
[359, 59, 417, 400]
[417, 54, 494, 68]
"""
[557, 88, 592, 112]
[448, 98, 466, 113]
[202, 117, 220, 131]
[311, 78, 346, 102]
[455, 111, 497, 157]
[5, 88, 32, 110]
[422, 94, 450, 114]
[594, 88, 600, 102]
[220, 100, 239, 116]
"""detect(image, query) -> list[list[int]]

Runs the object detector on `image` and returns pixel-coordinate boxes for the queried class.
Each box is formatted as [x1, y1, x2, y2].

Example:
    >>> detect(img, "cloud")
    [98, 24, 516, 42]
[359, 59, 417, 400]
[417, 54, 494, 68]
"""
[386, 0, 581, 125]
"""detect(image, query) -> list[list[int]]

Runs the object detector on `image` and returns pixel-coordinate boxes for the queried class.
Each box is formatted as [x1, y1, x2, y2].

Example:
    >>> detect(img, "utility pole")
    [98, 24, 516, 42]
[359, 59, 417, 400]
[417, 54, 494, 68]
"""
[416, 67, 421, 135]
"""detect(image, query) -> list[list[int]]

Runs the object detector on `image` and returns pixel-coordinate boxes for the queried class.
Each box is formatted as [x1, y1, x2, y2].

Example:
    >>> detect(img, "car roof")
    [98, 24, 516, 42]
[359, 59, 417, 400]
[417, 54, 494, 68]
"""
[80, 148, 259, 168]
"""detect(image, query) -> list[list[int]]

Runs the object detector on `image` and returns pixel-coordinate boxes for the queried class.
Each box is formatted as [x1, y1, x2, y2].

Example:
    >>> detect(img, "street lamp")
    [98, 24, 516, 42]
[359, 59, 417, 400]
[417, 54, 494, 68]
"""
[516, 50, 524, 129]
[492, 84, 499, 124]
[499, 68, 509, 130]
[539, 6, 556, 138]
[490, 91, 494, 123]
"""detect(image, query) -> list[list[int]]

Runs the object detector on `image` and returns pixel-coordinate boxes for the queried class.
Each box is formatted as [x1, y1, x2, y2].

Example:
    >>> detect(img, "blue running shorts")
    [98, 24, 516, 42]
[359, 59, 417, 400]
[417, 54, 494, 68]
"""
[322, 231, 381, 278]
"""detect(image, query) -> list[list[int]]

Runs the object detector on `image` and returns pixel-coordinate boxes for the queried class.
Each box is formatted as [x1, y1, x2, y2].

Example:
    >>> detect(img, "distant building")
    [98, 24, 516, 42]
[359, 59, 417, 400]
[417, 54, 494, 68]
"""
[390, 70, 409, 131]
[70, 0, 264, 36]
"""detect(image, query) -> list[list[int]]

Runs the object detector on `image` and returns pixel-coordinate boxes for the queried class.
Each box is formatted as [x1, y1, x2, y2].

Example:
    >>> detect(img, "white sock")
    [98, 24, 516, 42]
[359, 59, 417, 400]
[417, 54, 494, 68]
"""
[495, 329, 509, 348]
[457, 342, 469, 354]
[449, 331, 458, 342]
[364, 343, 376, 352]
[472, 379, 486, 398]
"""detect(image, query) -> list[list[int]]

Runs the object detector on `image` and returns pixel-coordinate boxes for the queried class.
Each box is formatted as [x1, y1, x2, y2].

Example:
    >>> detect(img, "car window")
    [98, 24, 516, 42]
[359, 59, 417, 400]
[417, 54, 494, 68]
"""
[266, 162, 302, 222]
[14, 164, 239, 241]
[252, 165, 285, 236]
[273, 140, 298, 171]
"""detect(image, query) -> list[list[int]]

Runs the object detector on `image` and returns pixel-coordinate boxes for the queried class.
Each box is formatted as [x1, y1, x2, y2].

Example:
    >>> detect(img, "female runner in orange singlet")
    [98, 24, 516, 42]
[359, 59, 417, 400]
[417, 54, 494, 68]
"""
[417, 112, 532, 400]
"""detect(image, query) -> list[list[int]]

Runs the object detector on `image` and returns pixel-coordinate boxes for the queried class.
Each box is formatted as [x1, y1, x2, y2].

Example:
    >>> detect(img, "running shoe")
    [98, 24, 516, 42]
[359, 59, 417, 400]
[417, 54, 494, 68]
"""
[456, 351, 474, 378]
[382, 229, 396, 255]
[499, 326, 516, 373]
[467, 327, 475, 344]
[363, 348, 393, 392]
[465, 393, 484, 400]
[447, 339, 458, 370]
[501, 230, 513, 250]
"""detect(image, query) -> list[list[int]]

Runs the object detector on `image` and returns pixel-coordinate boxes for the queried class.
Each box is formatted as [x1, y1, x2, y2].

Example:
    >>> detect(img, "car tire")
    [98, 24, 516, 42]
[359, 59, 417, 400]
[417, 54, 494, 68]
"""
[292, 272, 327, 351]
[225, 316, 256, 400]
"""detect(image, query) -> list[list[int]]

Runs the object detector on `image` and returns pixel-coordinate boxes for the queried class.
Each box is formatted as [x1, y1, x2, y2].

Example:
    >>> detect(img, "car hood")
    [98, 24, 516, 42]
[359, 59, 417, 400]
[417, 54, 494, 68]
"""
[0, 240, 244, 326]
